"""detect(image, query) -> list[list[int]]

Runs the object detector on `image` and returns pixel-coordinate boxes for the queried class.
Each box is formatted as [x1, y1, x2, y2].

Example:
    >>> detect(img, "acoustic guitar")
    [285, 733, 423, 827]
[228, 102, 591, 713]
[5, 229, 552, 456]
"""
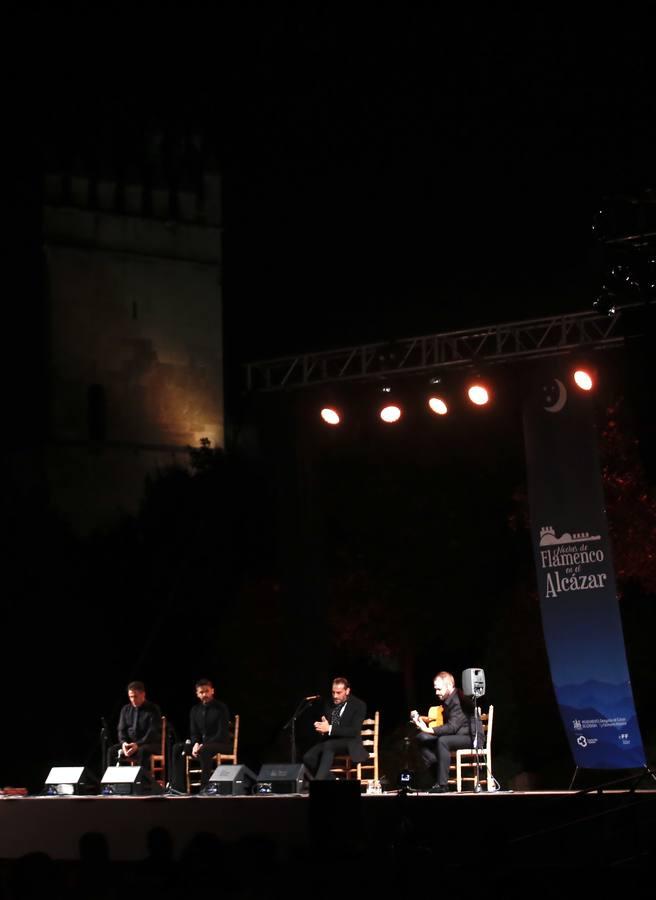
[411, 704, 444, 728]
[422, 705, 444, 728]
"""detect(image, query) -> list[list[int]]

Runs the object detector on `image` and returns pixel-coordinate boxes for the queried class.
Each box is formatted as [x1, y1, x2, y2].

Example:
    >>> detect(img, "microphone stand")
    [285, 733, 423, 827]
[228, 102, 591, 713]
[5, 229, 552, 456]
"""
[283, 697, 314, 763]
[100, 717, 110, 777]
[163, 723, 187, 795]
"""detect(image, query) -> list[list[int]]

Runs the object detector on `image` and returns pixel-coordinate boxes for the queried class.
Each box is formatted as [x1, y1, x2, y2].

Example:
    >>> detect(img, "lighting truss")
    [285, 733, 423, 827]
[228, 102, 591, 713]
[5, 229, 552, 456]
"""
[246, 306, 649, 392]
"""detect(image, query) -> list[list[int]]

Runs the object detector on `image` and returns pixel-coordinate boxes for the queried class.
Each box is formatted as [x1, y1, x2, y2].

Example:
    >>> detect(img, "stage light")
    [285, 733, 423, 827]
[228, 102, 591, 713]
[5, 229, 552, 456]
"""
[593, 295, 616, 317]
[467, 383, 489, 406]
[377, 383, 402, 423]
[428, 396, 448, 416]
[573, 369, 594, 391]
[380, 404, 402, 423]
[320, 407, 341, 425]
[426, 374, 449, 416]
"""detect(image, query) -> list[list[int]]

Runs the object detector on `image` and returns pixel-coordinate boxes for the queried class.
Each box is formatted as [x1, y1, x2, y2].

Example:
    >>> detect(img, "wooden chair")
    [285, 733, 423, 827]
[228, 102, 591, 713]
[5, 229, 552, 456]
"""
[448, 705, 494, 792]
[124, 716, 166, 787]
[149, 716, 167, 787]
[185, 715, 240, 792]
[330, 711, 380, 788]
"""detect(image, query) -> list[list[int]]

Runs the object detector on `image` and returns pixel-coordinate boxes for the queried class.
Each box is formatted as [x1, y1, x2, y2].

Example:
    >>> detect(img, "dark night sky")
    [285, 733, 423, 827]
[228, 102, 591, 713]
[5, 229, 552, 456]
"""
[3, 6, 656, 790]
[14, 6, 656, 362]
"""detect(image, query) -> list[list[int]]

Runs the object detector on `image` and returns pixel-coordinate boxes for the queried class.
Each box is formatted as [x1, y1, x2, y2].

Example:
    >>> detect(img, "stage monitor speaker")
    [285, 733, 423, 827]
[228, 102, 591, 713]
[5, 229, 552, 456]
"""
[255, 763, 308, 794]
[202, 764, 258, 796]
[462, 668, 486, 698]
[100, 765, 161, 795]
[44, 766, 97, 796]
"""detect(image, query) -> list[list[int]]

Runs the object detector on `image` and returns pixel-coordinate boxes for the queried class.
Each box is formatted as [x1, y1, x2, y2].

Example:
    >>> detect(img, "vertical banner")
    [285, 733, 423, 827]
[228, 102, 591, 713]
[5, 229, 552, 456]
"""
[522, 363, 645, 769]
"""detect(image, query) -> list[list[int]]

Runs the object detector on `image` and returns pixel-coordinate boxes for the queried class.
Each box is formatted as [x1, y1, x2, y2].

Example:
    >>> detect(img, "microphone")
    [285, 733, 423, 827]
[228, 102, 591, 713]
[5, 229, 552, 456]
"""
[305, 695, 320, 701]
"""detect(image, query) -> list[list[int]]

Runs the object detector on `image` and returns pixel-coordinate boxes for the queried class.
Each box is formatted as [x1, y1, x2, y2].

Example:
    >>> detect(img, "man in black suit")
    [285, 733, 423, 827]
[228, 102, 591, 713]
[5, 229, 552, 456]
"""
[172, 679, 232, 791]
[107, 681, 162, 769]
[411, 670, 484, 792]
[303, 677, 368, 780]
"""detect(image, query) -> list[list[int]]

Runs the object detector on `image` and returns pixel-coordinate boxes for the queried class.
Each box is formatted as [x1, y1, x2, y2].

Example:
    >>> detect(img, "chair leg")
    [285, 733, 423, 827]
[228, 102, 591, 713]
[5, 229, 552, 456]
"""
[185, 756, 203, 793]
[456, 758, 462, 793]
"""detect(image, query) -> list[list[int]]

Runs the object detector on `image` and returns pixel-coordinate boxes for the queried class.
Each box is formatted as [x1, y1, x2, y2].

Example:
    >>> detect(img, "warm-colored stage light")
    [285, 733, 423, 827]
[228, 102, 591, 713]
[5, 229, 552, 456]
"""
[573, 369, 593, 391]
[428, 396, 448, 416]
[380, 404, 402, 423]
[320, 407, 341, 425]
[467, 384, 489, 406]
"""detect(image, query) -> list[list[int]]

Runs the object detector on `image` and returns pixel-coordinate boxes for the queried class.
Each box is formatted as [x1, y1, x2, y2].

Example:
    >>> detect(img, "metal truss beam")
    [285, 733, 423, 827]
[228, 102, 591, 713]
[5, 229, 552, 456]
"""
[245, 306, 647, 392]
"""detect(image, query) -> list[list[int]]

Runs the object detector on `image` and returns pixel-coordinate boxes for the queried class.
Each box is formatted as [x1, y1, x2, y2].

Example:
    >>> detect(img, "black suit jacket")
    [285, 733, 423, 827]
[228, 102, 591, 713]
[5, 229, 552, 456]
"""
[189, 699, 230, 745]
[322, 695, 369, 762]
[431, 690, 483, 742]
[117, 700, 162, 746]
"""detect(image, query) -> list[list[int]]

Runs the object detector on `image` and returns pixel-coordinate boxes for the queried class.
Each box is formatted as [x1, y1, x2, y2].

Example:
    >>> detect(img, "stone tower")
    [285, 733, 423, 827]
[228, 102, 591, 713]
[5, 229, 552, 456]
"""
[42, 125, 223, 530]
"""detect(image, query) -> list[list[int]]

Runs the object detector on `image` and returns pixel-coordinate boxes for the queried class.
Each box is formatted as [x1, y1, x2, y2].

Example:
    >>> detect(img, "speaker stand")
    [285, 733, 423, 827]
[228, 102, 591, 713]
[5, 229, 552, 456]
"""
[472, 701, 482, 792]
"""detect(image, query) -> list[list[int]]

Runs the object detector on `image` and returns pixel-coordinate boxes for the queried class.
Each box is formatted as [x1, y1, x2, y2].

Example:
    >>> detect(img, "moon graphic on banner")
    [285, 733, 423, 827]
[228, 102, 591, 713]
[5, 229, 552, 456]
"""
[543, 379, 567, 413]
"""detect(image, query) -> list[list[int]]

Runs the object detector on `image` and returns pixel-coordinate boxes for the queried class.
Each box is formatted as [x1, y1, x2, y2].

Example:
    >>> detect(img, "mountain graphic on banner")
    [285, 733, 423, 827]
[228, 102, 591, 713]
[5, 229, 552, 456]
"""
[558, 680, 634, 718]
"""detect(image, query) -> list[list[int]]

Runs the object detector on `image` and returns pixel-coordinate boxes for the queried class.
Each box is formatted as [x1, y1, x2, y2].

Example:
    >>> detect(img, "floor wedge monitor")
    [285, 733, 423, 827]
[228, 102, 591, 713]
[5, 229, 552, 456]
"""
[202, 764, 257, 796]
[255, 763, 308, 794]
[44, 766, 97, 796]
[101, 765, 162, 795]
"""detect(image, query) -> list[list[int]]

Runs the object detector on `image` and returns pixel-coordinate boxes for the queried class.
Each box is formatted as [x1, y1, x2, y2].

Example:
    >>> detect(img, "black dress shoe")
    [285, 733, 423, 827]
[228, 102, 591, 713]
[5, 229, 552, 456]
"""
[428, 784, 449, 793]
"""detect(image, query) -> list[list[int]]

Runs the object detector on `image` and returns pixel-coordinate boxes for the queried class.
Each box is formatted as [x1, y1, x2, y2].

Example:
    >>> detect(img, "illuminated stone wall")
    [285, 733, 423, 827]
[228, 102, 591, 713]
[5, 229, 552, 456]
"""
[42, 143, 223, 530]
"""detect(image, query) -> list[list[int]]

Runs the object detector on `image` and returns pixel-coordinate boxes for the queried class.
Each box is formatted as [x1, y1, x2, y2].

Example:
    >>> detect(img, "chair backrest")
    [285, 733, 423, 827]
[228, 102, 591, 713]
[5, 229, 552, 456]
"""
[149, 716, 167, 786]
[484, 705, 493, 750]
[475, 706, 493, 750]
[361, 712, 379, 754]
[358, 712, 380, 782]
[218, 715, 240, 764]
[160, 716, 167, 756]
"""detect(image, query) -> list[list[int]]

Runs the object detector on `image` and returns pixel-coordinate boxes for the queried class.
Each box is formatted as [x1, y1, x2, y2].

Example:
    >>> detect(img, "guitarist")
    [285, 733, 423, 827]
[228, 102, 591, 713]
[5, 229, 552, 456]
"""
[410, 671, 483, 793]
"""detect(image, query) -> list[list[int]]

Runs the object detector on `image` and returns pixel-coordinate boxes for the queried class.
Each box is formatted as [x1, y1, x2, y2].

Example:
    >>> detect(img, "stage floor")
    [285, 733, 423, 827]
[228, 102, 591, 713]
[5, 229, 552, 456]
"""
[2, 789, 655, 867]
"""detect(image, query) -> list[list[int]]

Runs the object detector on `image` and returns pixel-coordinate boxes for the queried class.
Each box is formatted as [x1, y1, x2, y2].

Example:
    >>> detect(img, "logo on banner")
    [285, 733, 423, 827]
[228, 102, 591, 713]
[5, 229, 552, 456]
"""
[542, 379, 568, 414]
[576, 736, 588, 747]
[538, 526, 609, 598]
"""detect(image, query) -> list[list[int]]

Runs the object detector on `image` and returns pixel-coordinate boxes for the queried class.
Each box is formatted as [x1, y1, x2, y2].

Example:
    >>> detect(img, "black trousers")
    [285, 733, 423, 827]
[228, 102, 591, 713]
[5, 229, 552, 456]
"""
[303, 737, 353, 780]
[415, 732, 482, 787]
[106, 742, 160, 771]
[171, 741, 232, 792]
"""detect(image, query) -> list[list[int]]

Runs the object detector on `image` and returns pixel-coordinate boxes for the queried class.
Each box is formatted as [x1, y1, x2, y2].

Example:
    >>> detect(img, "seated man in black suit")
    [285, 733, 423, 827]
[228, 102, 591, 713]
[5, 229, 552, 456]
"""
[107, 680, 162, 769]
[303, 676, 368, 780]
[411, 670, 484, 793]
[172, 678, 232, 791]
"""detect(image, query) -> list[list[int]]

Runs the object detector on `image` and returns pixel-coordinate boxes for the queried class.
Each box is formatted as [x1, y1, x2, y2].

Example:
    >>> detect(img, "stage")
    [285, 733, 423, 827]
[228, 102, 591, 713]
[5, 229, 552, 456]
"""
[2, 789, 655, 870]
